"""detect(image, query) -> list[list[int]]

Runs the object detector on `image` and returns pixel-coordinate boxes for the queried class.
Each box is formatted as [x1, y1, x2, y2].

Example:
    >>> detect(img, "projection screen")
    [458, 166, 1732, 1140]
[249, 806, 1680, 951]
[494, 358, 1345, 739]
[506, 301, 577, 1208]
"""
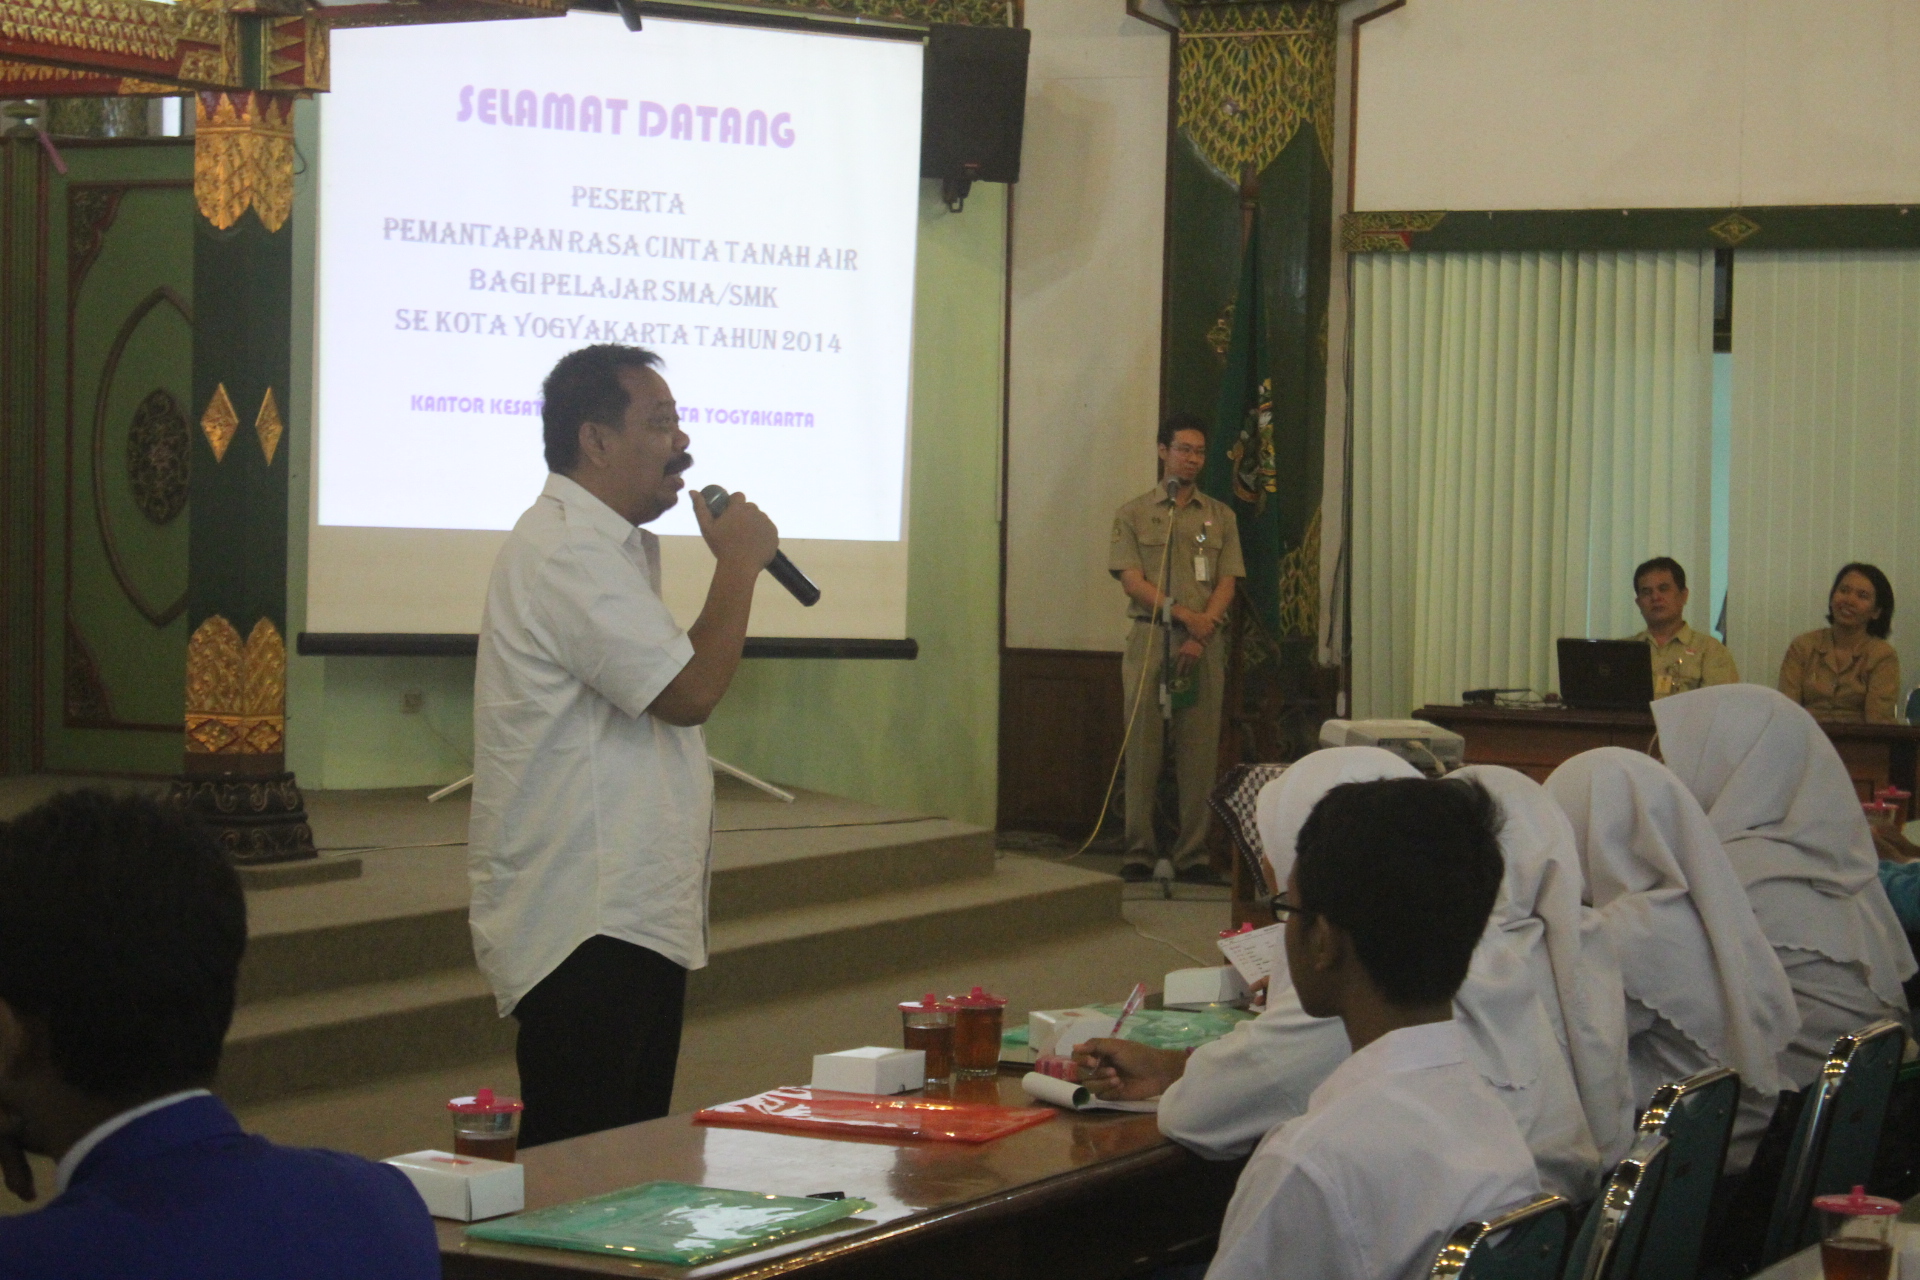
[309, 11, 922, 638]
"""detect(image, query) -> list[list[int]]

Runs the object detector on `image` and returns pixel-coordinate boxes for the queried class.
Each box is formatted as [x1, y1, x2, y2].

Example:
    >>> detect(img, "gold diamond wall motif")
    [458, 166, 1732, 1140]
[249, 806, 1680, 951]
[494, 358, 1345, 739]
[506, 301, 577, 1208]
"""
[1177, 2, 1335, 188]
[200, 381, 238, 462]
[255, 386, 283, 465]
[1709, 211, 1762, 246]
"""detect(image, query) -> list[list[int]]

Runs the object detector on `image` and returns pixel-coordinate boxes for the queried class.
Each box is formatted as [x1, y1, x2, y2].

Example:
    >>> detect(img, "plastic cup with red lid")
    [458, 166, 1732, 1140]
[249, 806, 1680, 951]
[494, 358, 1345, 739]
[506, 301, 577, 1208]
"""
[900, 993, 957, 1083]
[447, 1088, 525, 1163]
[1814, 1185, 1900, 1279]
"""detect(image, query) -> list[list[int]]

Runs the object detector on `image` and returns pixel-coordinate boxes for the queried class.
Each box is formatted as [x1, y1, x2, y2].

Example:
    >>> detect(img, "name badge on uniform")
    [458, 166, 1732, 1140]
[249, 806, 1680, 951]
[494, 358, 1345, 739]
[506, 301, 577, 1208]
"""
[1194, 522, 1211, 583]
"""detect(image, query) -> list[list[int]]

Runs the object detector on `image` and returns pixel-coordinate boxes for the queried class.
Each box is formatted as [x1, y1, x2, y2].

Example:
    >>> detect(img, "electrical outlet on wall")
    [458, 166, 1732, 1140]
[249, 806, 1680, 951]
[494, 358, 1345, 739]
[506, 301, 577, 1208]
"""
[401, 691, 425, 715]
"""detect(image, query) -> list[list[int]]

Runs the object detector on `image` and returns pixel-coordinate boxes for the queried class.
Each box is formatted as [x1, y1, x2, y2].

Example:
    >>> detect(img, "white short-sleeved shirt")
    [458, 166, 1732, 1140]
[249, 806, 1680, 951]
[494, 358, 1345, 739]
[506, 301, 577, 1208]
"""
[1205, 1020, 1541, 1280]
[469, 473, 711, 1015]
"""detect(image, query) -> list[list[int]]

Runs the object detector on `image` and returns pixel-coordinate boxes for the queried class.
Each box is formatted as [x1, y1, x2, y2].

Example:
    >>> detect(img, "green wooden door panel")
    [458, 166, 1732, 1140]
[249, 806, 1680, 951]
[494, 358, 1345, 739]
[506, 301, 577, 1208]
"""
[40, 141, 194, 775]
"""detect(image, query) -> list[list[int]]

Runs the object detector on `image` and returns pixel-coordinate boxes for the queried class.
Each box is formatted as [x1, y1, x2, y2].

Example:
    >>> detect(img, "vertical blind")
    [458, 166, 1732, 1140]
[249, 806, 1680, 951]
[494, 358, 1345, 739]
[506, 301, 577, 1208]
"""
[1728, 251, 1920, 699]
[1350, 251, 1715, 718]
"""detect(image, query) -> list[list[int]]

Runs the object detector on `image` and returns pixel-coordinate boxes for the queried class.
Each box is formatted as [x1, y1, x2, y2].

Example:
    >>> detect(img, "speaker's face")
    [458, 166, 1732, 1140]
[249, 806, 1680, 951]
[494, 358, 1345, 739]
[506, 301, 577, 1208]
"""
[1159, 429, 1207, 486]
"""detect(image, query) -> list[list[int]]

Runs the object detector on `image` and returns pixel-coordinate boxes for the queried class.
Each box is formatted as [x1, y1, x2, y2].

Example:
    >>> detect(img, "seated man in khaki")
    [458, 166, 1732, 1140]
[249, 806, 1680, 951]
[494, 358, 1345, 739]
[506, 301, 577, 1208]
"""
[1627, 556, 1736, 697]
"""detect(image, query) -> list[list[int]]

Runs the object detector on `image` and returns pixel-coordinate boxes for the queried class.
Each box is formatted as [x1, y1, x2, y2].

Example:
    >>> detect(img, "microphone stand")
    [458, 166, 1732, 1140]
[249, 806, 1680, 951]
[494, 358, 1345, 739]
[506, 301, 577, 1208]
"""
[1153, 476, 1181, 899]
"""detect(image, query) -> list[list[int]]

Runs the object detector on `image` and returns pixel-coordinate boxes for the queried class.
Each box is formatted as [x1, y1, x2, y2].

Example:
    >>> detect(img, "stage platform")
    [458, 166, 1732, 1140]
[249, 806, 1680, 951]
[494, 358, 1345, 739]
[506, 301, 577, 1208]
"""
[0, 774, 1121, 1108]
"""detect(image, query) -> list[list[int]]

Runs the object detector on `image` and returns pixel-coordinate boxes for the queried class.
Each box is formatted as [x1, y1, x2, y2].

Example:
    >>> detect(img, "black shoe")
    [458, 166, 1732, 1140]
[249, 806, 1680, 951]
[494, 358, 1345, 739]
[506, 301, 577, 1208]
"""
[1175, 863, 1229, 886]
[1119, 861, 1154, 883]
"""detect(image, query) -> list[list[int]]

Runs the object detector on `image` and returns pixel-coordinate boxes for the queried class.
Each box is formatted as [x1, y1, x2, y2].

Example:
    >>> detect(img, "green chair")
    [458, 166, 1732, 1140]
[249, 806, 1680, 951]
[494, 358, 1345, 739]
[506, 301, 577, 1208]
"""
[1631, 1066, 1741, 1280]
[1429, 1193, 1575, 1280]
[1758, 1018, 1909, 1267]
[1561, 1132, 1670, 1280]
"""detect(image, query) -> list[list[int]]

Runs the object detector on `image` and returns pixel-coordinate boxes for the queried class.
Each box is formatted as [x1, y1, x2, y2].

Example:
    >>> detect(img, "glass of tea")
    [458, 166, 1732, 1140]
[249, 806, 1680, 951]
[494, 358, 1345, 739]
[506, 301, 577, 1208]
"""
[447, 1088, 524, 1162]
[947, 986, 1008, 1079]
[1815, 1185, 1900, 1280]
[899, 993, 957, 1084]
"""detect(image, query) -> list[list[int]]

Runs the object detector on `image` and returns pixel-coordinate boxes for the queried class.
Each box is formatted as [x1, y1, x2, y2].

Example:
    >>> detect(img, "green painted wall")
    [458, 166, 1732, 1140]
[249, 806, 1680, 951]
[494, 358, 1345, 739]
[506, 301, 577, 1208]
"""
[286, 102, 1005, 825]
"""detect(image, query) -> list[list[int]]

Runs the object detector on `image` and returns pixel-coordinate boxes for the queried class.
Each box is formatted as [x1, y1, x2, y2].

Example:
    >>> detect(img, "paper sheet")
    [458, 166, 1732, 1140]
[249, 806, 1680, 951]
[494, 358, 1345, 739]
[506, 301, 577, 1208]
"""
[1020, 1072, 1159, 1113]
[1216, 923, 1283, 986]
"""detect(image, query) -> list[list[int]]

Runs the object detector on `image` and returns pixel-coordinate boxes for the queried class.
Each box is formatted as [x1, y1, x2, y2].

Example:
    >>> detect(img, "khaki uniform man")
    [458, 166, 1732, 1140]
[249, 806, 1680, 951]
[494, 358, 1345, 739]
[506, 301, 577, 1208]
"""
[1627, 556, 1737, 697]
[1108, 418, 1244, 882]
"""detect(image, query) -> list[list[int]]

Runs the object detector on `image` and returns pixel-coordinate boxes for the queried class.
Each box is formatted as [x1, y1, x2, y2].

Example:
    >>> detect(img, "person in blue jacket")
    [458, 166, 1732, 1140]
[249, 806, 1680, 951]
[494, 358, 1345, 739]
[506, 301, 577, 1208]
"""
[0, 789, 439, 1279]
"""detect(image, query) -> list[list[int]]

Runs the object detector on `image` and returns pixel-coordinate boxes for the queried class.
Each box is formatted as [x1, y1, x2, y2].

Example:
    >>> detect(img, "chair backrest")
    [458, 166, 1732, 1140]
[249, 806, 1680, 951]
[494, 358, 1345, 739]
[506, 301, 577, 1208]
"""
[1429, 1193, 1575, 1280]
[1562, 1132, 1670, 1280]
[1631, 1066, 1741, 1280]
[1761, 1018, 1909, 1265]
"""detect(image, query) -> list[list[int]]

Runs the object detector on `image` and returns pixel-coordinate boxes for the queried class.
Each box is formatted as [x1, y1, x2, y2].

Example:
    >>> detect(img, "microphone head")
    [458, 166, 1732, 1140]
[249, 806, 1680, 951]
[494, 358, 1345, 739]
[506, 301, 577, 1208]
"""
[699, 484, 730, 516]
[1165, 476, 1182, 499]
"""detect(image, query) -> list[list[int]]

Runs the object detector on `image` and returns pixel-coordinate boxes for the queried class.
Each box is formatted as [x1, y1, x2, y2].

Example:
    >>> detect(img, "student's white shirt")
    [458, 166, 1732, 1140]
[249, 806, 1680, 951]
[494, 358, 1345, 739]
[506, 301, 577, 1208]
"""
[469, 473, 710, 1015]
[1160, 948, 1596, 1199]
[1205, 1020, 1540, 1280]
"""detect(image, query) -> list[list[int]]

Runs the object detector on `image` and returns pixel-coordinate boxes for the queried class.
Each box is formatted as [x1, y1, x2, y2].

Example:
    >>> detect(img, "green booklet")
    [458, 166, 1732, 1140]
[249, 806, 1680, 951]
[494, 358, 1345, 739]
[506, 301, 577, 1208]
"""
[466, 1180, 876, 1265]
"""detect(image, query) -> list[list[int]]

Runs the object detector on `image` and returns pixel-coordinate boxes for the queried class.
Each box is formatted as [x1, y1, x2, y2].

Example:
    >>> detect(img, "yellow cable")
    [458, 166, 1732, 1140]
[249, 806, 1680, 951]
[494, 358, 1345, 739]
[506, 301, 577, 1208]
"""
[1074, 519, 1179, 857]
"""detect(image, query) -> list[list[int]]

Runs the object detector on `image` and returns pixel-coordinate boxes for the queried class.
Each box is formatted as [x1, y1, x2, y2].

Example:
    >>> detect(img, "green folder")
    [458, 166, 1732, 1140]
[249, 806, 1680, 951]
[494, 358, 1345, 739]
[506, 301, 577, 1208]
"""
[466, 1180, 876, 1265]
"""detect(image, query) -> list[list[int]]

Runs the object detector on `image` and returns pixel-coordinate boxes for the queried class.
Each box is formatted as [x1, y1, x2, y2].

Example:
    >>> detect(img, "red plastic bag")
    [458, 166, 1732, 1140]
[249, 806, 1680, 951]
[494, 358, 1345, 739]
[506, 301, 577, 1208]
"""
[694, 1086, 1055, 1143]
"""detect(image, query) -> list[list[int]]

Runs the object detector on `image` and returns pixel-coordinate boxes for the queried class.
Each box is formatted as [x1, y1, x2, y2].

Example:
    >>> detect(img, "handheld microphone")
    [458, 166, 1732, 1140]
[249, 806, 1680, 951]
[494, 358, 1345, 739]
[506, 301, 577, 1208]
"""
[698, 485, 822, 607]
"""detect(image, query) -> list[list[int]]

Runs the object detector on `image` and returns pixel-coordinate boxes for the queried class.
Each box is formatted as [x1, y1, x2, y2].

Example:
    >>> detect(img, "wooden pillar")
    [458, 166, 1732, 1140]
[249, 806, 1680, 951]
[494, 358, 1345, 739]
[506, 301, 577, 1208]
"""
[168, 90, 323, 870]
[0, 111, 50, 775]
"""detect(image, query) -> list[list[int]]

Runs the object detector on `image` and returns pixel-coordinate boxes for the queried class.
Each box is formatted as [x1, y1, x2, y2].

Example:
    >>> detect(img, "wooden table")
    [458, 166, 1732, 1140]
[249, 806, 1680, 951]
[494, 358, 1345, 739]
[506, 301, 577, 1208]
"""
[1416, 704, 1920, 803]
[437, 1074, 1242, 1279]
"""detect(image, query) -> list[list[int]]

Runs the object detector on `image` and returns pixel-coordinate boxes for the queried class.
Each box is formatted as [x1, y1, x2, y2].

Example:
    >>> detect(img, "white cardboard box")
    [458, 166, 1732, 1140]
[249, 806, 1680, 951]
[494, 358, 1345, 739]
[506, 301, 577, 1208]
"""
[384, 1150, 525, 1221]
[1027, 1008, 1117, 1059]
[1163, 965, 1250, 1009]
[811, 1046, 926, 1095]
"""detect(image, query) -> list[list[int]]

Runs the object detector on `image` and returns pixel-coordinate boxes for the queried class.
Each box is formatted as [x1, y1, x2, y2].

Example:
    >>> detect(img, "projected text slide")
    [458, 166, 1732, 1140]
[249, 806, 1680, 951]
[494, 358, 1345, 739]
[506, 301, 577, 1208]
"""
[316, 13, 921, 544]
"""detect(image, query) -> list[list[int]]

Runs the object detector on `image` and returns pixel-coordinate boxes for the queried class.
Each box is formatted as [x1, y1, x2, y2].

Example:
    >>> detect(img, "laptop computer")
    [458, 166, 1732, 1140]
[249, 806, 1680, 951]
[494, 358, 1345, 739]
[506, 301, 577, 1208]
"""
[1556, 638, 1654, 711]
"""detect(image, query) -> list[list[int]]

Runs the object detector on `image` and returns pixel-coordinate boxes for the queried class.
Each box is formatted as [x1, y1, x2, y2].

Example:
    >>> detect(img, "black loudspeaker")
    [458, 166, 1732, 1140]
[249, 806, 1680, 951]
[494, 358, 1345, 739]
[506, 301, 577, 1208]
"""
[920, 24, 1031, 212]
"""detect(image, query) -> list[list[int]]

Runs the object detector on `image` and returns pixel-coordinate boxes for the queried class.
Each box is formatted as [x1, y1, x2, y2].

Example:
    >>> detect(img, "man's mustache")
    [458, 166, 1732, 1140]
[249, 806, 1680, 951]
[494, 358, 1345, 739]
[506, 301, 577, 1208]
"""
[665, 452, 694, 476]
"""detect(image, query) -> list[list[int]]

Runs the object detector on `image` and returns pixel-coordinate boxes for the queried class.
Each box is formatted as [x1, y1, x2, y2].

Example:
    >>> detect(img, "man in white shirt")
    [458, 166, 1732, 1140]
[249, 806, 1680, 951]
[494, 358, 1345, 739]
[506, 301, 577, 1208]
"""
[470, 344, 777, 1147]
[1203, 776, 1540, 1280]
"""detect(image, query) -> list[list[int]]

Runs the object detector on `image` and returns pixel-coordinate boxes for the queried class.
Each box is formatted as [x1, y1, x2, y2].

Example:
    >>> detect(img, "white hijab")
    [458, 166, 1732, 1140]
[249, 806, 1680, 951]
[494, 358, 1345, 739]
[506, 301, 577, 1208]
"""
[1652, 684, 1915, 1009]
[1546, 747, 1799, 1098]
[1454, 765, 1635, 1164]
[1254, 746, 1419, 888]
[1257, 748, 1602, 1193]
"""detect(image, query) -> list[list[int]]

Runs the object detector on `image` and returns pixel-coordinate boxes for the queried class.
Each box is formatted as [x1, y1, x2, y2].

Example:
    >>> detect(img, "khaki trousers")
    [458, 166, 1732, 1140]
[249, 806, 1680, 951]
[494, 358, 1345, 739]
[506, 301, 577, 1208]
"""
[1120, 619, 1227, 869]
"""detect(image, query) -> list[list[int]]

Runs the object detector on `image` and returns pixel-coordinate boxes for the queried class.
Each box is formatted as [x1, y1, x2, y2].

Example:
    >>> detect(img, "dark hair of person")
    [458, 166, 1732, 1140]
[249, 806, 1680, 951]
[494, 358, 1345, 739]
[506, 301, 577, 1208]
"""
[1828, 562, 1896, 639]
[541, 344, 662, 473]
[1294, 776, 1504, 1007]
[1633, 556, 1687, 593]
[1158, 412, 1208, 448]
[0, 791, 246, 1101]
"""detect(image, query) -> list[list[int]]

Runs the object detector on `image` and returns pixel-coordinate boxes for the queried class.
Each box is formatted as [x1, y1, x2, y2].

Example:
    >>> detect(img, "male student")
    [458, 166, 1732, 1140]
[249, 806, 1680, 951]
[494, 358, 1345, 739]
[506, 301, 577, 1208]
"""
[1187, 778, 1538, 1280]
[1628, 556, 1737, 696]
[0, 790, 438, 1279]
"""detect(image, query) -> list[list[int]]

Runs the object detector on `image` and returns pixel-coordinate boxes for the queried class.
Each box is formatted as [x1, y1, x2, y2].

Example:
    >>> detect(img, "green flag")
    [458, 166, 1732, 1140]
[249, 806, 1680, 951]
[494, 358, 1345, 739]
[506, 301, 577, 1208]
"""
[1200, 220, 1280, 639]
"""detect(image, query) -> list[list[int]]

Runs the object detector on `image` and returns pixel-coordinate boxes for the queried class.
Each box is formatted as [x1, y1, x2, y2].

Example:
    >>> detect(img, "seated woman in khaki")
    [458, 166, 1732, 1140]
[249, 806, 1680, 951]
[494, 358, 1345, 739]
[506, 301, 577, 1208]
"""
[1779, 562, 1901, 723]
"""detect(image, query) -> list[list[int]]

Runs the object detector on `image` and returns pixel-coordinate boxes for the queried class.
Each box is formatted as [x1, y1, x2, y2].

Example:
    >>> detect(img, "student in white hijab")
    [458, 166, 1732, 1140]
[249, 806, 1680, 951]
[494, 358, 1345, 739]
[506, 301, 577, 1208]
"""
[1546, 746, 1800, 1171]
[1651, 684, 1915, 1093]
[1451, 765, 1635, 1166]
[1075, 747, 1605, 1200]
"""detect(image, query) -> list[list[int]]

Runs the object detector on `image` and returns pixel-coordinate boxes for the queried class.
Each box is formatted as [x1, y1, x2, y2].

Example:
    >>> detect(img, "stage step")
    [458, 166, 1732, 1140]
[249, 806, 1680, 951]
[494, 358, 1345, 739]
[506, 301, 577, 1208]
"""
[238, 814, 995, 1004]
[220, 857, 1116, 1106]
[224, 859, 1121, 1113]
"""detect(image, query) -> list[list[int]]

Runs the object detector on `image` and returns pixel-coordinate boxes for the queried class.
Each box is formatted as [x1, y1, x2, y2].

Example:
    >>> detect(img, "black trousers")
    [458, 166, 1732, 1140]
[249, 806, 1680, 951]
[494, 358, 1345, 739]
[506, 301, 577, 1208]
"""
[511, 934, 688, 1148]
